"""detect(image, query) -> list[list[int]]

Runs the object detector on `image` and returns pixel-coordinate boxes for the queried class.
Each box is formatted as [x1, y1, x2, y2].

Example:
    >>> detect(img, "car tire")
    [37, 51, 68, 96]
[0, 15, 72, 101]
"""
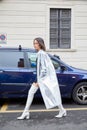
[72, 82, 87, 105]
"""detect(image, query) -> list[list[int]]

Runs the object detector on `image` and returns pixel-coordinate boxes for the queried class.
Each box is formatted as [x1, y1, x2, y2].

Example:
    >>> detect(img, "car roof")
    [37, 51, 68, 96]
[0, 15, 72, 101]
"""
[0, 46, 36, 52]
[0, 46, 61, 60]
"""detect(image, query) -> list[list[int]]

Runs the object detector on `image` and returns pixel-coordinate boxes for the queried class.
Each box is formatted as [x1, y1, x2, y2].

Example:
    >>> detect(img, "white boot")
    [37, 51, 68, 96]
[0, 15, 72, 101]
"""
[17, 84, 38, 120]
[17, 111, 30, 120]
[55, 104, 67, 118]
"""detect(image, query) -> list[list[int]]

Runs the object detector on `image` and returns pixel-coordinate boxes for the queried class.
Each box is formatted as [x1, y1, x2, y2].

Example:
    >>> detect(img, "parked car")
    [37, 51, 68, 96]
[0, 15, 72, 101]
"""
[0, 46, 87, 105]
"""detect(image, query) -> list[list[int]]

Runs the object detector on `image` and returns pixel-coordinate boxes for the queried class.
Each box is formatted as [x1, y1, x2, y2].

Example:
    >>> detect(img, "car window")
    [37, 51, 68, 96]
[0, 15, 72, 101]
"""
[0, 51, 25, 68]
[27, 52, 37, 68]
[27, 52, 60, 70]
[51, 58, 60, 70]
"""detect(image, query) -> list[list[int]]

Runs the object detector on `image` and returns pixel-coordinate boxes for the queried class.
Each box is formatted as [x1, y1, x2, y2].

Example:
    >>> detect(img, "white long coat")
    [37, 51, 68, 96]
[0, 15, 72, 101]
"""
[37, 49, 62, 109]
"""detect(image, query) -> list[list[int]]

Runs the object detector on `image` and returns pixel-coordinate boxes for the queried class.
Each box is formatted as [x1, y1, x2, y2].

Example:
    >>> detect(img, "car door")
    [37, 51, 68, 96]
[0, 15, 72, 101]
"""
[0, 51, 35, 98]
[51, 58, 69, 96]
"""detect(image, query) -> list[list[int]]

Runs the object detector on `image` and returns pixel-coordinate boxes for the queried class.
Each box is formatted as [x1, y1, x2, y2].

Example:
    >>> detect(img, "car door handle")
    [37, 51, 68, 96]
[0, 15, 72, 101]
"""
[33, 71, 36, 74]
[0, 70, 4, 73]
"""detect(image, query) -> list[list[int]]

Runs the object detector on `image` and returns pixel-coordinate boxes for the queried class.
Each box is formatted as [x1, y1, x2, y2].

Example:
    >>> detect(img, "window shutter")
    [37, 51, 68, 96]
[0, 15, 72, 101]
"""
[50, 9, 71, 49]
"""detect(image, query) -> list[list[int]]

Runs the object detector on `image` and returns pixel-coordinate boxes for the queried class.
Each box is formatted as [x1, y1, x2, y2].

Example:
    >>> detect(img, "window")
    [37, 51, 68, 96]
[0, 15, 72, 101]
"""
[51, 58, 60, 70]
[28, 52, 61, 70]
[28, 52, 37, 68]
[0, 52, 24, 68]
[50, 8, 71, 49]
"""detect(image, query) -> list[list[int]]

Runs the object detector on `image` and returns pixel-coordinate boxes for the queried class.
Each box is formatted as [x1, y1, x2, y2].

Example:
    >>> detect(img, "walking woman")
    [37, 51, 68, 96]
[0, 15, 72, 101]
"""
[17, 37, 67, 120]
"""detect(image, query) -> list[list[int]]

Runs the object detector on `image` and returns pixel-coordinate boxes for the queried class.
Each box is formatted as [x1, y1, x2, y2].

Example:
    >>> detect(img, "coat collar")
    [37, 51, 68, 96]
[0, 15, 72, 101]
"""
[37, 49, 44, 54]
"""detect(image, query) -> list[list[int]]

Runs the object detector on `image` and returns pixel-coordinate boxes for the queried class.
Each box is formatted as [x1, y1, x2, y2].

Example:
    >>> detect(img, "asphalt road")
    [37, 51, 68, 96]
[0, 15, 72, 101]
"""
[0, 98, 87, 130]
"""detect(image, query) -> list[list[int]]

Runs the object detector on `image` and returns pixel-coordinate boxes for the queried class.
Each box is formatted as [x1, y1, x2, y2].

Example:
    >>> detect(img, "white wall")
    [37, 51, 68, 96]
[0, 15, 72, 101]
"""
[0, 0, 87, 69]
[0, 0, 46, 48]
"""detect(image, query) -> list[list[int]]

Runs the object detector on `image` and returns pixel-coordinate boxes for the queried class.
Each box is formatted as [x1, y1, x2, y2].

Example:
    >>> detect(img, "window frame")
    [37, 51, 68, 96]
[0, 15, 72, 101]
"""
[46, 6, 76, 51]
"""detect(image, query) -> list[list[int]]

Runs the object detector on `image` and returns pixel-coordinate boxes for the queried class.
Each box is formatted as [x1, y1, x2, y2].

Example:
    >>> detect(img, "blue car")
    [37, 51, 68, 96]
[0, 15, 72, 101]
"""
[0, 46, 87, 105]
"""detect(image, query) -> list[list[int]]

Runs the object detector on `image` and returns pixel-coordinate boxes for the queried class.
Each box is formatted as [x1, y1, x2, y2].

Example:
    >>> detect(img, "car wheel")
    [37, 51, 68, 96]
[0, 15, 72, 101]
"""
[72, 82, 87, 105]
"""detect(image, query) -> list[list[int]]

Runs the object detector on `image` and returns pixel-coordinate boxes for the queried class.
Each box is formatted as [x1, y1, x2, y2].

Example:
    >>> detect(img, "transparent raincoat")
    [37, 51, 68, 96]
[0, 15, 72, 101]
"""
[37, 49, 62, 109]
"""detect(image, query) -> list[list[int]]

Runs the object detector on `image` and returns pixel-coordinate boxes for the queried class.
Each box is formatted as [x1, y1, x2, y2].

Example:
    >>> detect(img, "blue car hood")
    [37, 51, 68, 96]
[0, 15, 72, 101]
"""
[71, 67, 87, 74]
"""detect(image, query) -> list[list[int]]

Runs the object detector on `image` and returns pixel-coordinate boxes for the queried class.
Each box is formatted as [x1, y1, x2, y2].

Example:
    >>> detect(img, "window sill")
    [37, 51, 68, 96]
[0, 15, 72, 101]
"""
[46, 49, 77, 52]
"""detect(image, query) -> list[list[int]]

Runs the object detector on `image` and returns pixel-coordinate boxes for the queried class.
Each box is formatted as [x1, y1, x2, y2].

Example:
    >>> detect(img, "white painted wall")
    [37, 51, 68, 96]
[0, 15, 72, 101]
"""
[0, 0, 87, 69]
[0, 0, 46, 48]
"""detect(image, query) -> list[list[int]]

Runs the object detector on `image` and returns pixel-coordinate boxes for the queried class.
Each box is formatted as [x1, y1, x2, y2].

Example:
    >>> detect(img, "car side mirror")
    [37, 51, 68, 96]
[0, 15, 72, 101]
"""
[60, 65, 66, 71]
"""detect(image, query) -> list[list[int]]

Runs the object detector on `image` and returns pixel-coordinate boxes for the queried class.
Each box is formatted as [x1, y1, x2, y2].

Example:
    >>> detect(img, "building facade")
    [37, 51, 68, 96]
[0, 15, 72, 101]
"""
[0, 0, 87, 69]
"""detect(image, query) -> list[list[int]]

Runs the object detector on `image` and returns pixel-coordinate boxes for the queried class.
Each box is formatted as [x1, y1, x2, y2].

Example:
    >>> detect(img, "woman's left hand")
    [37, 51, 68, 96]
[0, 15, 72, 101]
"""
[32, 82, 39, 87]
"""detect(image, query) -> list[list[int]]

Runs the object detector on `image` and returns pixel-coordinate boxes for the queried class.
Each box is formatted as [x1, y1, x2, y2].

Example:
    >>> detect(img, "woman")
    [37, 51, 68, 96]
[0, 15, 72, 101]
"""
[17, 37, 67, 120]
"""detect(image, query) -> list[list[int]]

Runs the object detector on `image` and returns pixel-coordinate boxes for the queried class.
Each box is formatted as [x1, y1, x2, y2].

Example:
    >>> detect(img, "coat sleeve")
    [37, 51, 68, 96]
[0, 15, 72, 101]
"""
[39, 53, 47, 79]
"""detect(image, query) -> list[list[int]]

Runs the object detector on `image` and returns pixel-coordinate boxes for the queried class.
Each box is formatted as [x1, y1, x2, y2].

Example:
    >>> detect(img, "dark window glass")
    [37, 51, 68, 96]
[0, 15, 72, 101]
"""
[51, 58, 60, 70]
[0, 52, 24, 68]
